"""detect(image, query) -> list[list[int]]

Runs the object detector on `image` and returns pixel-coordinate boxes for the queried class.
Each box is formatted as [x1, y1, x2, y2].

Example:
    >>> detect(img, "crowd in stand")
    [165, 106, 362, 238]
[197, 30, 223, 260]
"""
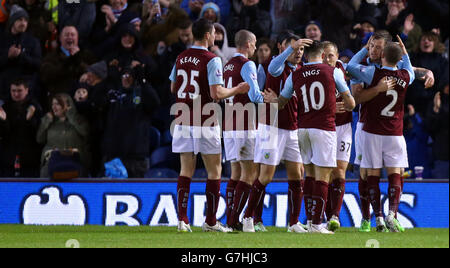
[0, 0, 448, 179]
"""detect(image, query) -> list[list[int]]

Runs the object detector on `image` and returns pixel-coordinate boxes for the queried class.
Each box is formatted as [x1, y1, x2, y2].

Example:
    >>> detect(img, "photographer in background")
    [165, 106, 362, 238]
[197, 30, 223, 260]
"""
[99, 65, 161, 178]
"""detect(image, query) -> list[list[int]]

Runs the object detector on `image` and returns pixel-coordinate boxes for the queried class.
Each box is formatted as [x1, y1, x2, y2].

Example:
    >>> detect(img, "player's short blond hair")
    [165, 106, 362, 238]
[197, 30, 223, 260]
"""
[235, 30, 256, 48]
[322, 41, 338, 53]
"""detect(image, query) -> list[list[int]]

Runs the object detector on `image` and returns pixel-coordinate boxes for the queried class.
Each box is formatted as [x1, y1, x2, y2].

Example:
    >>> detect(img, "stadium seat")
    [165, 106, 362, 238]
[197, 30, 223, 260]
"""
[152, 106, 173, 132]
[193, 168, 208, 179]
[149, 126, 161, 154]
[222, 161, 231, 178]
[150, 146, 180, 170]
[273, 169, 287, 179]
[161, 129, 173, 146]
[145, 168, 178, 179]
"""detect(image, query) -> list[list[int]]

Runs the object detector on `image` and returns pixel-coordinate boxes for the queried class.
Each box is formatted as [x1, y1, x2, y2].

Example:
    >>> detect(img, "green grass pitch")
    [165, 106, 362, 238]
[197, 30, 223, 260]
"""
[0, 225, 448, 248]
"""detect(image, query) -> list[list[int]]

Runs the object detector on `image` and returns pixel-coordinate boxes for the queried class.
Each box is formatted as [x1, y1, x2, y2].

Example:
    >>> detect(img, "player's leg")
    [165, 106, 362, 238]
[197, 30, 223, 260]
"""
[253, 164, 267, 231]
[383, 136, 408, 232]
[285, 160, 307, 233]
[229, 160, 258, 229]
[177, 152, 197, 232]
[358, 167, 372, 232]
[310, 165, 334, 234]
[385, 167, 405, 232]
[356, 123, 371, 231]
[297, 128, 314, 229]
[226, 162, 240, 226]
[396, 167, 405, 219]
[328, 160, 348, 232]
[304, 164, 315, 228]
[367, 168, 388, 232]
[224, 132, 240, 226]
[201, 153, 231, 232]
[243, 164, 276, 232]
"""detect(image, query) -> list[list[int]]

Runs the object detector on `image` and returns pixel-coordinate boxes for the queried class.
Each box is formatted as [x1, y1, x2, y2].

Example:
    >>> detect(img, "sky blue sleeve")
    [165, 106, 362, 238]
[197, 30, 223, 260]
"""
[400, 54, 415, 85]
[169, 65, 176, 82]
[347, 48, 376, 85]
[346, 64, 375, 85]
[349, 47, 368, 67]
[268, 46, 293, 77]
[207, 57, 224, 86]
[280, 73, 294, 99]
[242, 61, 263, 103]
[257, 64, 266, 90]
[334, 68, 351, 93]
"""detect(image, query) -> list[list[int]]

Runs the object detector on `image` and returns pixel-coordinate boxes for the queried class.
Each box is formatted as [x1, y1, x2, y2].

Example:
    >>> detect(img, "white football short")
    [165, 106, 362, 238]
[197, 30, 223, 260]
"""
[354, 122, 364, 165]
[336, 123, 353, 162]
[361, 131, 409, 169]
[254, 124, 302, 166]
[172, 125, 222, 155]
[298, 128, 337, 168]
[223, 130, 256, 162]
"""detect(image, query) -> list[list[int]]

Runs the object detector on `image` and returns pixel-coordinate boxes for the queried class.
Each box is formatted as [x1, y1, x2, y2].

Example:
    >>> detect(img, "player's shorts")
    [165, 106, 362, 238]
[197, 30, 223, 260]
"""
[223, 130, 256, 162]
[254, 124, 302, 166]
[360, 131, 409, 169]
[298, 128, 337, 168]
[336, 123, 353, 162]
[172, 125, 221, 155]
[354, 122, 364, 165]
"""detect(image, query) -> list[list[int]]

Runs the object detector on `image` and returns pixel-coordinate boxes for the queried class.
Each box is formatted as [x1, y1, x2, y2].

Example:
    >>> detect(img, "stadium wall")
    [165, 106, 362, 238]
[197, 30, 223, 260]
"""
[0, 180, 448, 228]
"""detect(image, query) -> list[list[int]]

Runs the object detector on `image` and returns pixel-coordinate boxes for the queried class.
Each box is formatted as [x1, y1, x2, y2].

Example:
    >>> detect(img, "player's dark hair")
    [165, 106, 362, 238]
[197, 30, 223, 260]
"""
[10, 78, 29, 88]
[285, 34, 300, 46]
[383, 42, 403, 65]
[372, 30, 392, 44]
[304, 40, 324, 58]
[192, 18, 213, 41]
[276, 30, 295, 45]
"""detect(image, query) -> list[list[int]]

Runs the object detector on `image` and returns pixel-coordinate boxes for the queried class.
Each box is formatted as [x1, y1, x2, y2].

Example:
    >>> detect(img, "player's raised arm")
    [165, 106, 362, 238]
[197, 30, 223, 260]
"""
[346, 48, 376, 86]
[396, 35, 415, 84]
[268, 39, 313, 77]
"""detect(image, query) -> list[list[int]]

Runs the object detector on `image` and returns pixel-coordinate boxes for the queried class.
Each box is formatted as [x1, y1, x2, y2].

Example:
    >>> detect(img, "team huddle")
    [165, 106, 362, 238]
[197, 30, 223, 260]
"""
[169, 18, 418, 234]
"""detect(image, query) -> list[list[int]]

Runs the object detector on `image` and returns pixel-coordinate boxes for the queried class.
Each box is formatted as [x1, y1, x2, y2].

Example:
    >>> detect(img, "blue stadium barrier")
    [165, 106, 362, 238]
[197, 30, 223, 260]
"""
[0, 179, 447, 228]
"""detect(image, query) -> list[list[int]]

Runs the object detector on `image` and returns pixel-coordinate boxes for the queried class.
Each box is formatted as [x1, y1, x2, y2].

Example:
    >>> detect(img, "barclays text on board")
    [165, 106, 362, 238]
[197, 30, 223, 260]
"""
[0, 181, 448, 228]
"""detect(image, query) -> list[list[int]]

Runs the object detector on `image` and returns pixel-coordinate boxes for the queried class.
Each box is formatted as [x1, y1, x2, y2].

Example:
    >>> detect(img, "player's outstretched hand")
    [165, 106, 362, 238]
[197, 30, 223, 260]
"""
[237, 82, 250, 94]
[376, 76, 396, 93]
[396, 35, 408, 56]
[423, 70, 435, 89]
[0, 107, 6, 121]
[292, 39, 314, 50]
[262, 88, 278, 103]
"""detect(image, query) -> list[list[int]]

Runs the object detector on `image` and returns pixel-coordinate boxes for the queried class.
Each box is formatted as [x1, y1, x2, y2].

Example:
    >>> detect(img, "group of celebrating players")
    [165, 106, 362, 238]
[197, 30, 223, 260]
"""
[169, 18, 426, 234]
